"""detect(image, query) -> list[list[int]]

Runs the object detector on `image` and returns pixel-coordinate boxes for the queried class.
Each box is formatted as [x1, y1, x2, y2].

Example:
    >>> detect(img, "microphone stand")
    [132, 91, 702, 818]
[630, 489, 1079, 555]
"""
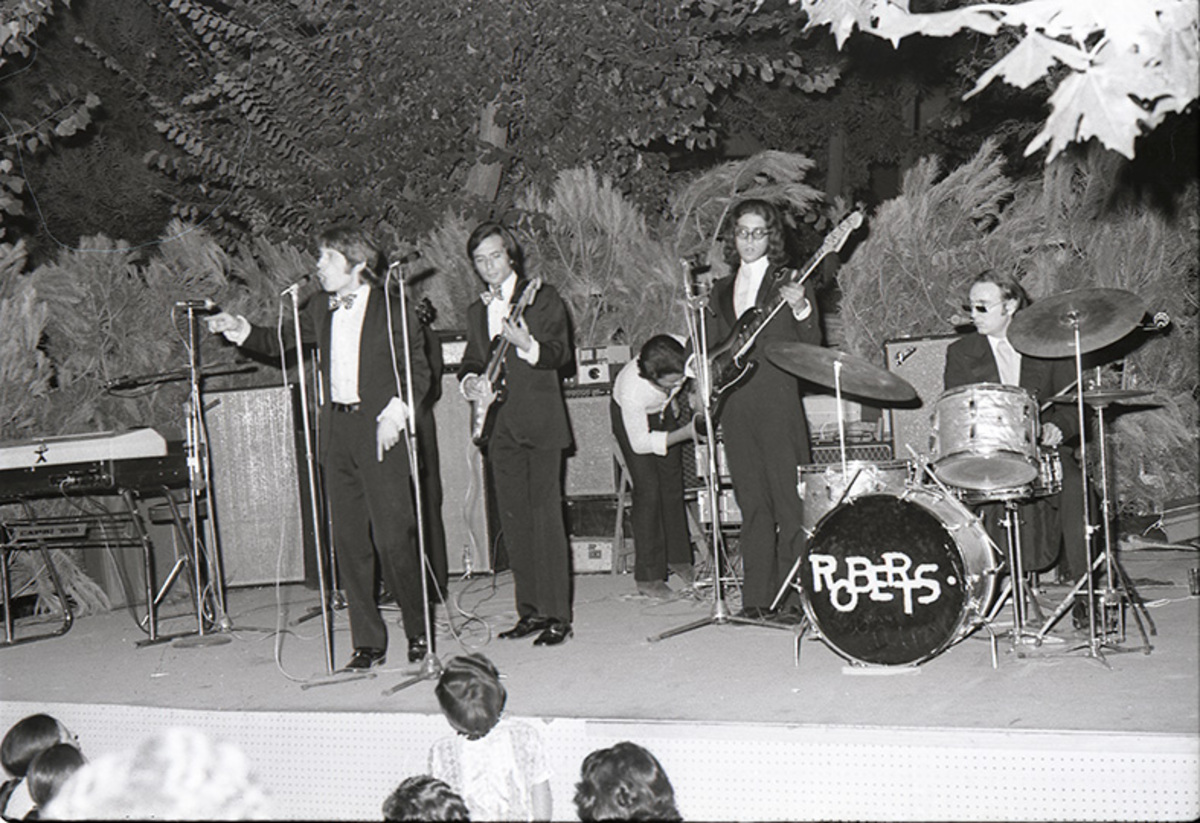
[283, 283, 336, 675]
[649, 259, 792, 643]
[383, 262, 443, 695]
[141, 304, 233, 646]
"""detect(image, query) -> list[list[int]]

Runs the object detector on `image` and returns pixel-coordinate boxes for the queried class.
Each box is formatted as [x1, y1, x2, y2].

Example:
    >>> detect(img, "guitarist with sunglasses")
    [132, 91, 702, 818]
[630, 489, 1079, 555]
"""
[458, 222, 576, 647]
[703, 199, 825, 624]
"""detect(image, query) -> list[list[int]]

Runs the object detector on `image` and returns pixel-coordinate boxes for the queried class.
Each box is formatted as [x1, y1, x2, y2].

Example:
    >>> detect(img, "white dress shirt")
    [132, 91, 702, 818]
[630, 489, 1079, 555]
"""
[329, 283, 371, 404]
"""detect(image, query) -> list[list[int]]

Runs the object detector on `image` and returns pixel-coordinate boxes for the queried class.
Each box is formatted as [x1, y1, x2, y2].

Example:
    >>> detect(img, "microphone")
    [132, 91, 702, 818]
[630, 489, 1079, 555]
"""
[175, 298, 217, 311]
[682, 253, 711, 275]
[1142, 311, 1170, 330]
[103, 375, 136, 391]
[949, 313, 970, 327]
[280, 274, 312, 297]
[386, 249, 422, 274]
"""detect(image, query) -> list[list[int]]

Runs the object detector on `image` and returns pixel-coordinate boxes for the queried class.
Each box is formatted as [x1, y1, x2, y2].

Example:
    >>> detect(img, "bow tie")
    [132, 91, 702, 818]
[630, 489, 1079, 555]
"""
[481, 287, 505, 306]
[328, 293, 357, 311]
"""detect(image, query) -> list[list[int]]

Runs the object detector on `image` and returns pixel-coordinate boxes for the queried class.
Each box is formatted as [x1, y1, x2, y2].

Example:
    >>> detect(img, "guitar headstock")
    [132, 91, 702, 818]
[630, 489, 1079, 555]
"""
[819, 210, 865, 256]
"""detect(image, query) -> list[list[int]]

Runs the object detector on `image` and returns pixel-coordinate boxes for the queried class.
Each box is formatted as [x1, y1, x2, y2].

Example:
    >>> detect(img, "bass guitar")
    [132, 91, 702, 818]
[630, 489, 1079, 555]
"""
[706, 210, 863, 422]
[469, 278, 543, 446]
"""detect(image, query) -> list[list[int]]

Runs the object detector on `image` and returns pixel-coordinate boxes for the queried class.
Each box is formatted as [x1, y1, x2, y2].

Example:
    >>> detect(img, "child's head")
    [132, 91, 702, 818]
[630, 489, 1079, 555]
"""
[382, 774, 470, 821]
[434, 654, 507, 740]
[2, 714, 71, 778]
[574, 741, 681, 821]
[26, 743, 85, 808]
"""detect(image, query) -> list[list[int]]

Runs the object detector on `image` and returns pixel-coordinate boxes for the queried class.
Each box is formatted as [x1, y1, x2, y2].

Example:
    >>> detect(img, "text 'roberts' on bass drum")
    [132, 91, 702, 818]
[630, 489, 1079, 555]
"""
[706, 210, 864, 423]
[797, 487, 998, 667]
[469, 278, 542, 446]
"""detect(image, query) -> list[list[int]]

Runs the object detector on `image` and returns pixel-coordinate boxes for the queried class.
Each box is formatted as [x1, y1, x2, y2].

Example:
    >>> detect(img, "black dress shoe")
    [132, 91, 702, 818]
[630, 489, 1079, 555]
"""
[499, 615, 553, 639]
[407, 636, 429, 663]
[532, 621, 572, 646]
[340, 648, 386, 671]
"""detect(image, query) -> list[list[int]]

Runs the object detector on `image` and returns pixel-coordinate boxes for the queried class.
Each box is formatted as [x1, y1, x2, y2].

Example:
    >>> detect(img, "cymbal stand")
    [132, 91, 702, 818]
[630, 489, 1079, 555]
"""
[1034, 322, 1105, 664]
[649, 261, 792, 642]
[1086, 389, 1155, 651]
[282, 283, 335, 675]
[383, 261, 444, 695]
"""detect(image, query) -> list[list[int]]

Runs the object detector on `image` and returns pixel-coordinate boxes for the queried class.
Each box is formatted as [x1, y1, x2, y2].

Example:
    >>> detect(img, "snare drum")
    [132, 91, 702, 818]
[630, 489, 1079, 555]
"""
[952, 447, 1063, 505]
[798, 488, 997, 666]
[797, 460, 913, 533]
[931, 383, 1038, 491]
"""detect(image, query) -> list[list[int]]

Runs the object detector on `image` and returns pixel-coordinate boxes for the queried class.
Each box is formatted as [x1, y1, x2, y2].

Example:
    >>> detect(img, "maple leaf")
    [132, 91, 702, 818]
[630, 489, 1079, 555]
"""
[967, 30, 1089, 98]
[1025, 57, 1146, 161]
[796, 0, 875, 49]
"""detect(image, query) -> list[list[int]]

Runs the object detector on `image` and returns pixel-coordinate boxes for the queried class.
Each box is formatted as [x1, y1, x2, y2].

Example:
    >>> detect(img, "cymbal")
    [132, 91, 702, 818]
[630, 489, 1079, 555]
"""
[1008, 288, 1145, 358]
[1048, 389, 1161, 408]
[764, 341, 918, 403]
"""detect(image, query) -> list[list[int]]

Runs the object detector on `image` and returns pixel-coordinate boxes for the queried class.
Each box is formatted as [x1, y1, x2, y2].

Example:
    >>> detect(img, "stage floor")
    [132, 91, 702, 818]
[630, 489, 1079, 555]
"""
[2, 541, 1198, 820]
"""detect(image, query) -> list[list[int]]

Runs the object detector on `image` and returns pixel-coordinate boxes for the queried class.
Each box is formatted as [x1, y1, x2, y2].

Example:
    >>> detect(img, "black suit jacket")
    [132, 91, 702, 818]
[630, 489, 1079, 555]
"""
[241, 286, 432, 460]
[458, 277, 573, 450]
[943, 331, 1079, 442]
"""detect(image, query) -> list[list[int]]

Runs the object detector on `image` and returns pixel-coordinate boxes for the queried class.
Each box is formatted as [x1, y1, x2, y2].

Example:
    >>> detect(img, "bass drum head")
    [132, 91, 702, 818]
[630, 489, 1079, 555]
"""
[799, 491, 994, 667]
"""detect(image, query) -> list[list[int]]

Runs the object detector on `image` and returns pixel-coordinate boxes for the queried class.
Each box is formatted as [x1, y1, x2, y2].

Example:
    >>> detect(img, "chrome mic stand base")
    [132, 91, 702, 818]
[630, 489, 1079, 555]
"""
[382, 653, 444, 696]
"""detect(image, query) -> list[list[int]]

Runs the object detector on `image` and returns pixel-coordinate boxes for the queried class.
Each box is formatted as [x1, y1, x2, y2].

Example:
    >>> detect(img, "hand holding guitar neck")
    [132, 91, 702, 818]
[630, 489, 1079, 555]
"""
[469, 278, 543, 446]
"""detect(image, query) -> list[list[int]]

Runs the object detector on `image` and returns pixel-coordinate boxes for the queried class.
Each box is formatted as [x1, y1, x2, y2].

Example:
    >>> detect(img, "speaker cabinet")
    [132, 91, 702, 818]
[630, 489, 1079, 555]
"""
[204, 385, 311, 587]
[564, 390, 617, 497]
[883, 335, 957, 462]
[432, 374, 491, 574]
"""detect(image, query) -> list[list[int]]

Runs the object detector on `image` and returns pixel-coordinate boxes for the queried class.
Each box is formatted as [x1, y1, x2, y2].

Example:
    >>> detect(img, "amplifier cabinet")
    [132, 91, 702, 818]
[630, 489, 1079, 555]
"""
[564, 390, 617, 497]
[204, 385, 311, 587]
[882, 335, 958, 463]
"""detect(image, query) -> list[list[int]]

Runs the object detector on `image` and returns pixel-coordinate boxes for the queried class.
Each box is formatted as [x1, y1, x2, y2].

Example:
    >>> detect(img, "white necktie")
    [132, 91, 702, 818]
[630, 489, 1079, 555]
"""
[996, 338, 1020, 385]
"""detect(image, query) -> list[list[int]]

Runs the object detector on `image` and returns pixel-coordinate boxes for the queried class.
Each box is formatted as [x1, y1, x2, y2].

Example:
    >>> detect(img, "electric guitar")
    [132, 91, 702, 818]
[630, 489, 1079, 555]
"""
[706, 210, 864, 422]
[469, 278, 543, 446]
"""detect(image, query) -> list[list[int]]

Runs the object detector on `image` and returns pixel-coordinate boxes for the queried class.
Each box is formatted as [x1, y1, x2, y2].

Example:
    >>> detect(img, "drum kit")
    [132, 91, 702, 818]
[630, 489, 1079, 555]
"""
[765, 287, 1158, 669]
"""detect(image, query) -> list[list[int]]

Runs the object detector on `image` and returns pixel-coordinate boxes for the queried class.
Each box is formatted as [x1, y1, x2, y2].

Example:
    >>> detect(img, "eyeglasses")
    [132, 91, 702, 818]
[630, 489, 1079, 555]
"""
[735, 228, 769, 240]
[963, 300, 1003, 314]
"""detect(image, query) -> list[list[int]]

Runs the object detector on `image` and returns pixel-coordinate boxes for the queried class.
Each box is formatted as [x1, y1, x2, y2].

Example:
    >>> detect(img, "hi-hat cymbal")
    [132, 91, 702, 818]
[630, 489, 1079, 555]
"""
[1008, 288, 1145, 358]
[1049, 388, 1160, 408]
[764, 341, 918, 403]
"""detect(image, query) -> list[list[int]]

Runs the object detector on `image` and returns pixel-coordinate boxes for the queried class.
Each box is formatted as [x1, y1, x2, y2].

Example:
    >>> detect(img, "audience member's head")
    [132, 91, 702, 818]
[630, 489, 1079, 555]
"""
[574, 741, 681, 821]
[382, 774, 470, 821]
[2, 714, 73, 778]
[42, 726, 272, 820]
[434, 654, 507, 741]
[26, 743, 85, 810]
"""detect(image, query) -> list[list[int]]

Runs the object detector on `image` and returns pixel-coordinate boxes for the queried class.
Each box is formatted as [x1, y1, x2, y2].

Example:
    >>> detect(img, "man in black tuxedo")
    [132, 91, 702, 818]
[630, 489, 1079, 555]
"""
[944, 270, 1093, 627]
[458, 222, 576, 646]
[207, 226, 432, 670]
[703, 199, 822, 622]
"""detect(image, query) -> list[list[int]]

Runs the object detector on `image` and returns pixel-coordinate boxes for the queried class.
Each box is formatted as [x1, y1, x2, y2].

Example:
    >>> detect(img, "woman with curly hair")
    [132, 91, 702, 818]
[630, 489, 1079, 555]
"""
[573, 741, 681, 821]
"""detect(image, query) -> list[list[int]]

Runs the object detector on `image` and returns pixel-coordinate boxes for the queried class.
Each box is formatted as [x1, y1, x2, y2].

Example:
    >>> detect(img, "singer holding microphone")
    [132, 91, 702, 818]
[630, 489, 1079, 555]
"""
[206, 226, 433, 671]
[943, 270, 1093, 628]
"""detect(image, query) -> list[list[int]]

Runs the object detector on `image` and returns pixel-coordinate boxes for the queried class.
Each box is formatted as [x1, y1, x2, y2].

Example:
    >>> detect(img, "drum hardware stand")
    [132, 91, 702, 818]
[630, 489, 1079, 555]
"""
[140, 304, 232, 647]
[1037, 386, 1154, 659]
[383, 259, 444, 695]
[648, 261, 794, 643]
[1027, 325, 1114, 666]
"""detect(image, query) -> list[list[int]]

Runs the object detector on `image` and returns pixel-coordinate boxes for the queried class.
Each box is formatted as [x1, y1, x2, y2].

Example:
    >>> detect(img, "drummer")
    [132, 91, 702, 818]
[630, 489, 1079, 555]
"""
[943, 270, 1092, 629]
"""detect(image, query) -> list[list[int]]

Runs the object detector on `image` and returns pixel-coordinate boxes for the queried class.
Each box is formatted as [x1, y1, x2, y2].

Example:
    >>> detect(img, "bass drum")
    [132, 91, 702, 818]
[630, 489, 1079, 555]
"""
[798, 460, 914, 533]
[798, 489, 997, 666]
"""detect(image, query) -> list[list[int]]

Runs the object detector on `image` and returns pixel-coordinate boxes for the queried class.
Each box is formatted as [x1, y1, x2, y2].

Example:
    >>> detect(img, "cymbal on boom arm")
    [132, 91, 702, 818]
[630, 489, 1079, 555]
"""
[1007, 288, 1145, 358]
[764, 341, 918, 403]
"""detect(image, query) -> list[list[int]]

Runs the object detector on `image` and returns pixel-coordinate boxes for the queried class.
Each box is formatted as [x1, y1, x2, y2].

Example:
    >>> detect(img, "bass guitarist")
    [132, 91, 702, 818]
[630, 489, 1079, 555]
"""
[703, 199, 823, 623]
[458, 222, 576, 647]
